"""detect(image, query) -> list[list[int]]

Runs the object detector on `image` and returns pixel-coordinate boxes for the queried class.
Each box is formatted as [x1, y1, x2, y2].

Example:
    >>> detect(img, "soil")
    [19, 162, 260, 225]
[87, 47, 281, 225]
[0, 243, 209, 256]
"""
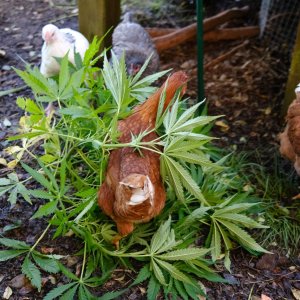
[0, 0, 300, 299]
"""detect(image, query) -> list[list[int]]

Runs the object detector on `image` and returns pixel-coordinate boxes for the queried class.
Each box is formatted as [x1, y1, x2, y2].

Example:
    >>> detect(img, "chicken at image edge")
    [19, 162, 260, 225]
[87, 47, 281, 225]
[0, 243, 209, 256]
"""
[279, 84, 300, 175]
[98, 71, 188, 247]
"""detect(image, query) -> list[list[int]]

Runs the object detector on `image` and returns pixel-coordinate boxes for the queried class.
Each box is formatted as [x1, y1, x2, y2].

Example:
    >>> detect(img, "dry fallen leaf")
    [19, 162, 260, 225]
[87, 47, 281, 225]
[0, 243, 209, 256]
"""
[292, 288, 300, 300]
[41, 246, 55, 254]
[0, 158, 7, 166]
[9, 274, 27, 288]
[2, 286, 13, 299]
[66, 256, 79, 267]
[264, 107, 272, 115]
[48, 275, 56, 285]
[261, 294, 272, 300]
[215, 120, 230, 132]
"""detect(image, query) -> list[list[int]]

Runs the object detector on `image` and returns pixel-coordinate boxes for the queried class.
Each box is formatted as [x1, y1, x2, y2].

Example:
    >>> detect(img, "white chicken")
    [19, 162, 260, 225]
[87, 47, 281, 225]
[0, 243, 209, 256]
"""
[40, 24, 89, 77]
[39, 24, 89, 115]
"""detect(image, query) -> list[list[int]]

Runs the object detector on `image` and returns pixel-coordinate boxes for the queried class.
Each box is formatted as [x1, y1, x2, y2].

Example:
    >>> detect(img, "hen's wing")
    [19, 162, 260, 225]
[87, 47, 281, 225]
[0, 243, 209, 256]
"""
[98, 150, 121, 218]
[288, 117, 300, 156]
[60, 28, 89, 59]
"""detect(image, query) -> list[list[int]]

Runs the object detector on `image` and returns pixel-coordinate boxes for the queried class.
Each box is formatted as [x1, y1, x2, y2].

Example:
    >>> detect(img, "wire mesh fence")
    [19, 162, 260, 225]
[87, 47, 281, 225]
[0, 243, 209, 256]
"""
[260, 0, 300, 71]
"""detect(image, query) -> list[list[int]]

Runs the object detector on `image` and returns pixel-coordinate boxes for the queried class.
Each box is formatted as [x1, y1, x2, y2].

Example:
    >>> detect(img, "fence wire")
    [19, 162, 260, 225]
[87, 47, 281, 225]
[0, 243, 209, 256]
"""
[260, 0, 300, 67]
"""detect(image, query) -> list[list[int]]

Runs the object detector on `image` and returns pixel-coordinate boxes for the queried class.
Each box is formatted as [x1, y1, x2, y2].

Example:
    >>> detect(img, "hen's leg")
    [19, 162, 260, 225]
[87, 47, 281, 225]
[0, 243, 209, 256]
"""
[113, 221, 134, 249]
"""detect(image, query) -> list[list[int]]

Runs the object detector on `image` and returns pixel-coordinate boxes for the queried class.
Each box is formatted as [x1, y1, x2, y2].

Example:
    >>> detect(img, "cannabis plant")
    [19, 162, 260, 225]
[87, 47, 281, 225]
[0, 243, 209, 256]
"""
[0, 38, 268, 299]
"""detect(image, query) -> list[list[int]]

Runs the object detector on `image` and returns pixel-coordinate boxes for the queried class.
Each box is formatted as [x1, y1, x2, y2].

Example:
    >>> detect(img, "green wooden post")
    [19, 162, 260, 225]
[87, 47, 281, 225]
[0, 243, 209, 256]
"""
[78, 0, 120, 49]
[282, 21, 300, 117]
[197, 0, 205, 114]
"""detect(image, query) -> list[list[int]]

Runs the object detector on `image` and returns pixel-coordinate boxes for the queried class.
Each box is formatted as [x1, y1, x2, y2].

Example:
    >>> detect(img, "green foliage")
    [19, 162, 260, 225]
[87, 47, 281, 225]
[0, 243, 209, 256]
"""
[1, 37, 269, 298]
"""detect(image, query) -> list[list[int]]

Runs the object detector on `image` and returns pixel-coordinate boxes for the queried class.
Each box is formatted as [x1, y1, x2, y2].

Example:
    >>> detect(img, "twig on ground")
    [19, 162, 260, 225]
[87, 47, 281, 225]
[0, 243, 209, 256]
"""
[204, 40, 249, 70]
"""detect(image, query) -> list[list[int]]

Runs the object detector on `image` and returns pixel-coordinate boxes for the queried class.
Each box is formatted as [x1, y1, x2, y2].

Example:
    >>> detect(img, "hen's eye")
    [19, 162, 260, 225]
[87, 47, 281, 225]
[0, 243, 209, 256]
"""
[51, 32, 55, 36]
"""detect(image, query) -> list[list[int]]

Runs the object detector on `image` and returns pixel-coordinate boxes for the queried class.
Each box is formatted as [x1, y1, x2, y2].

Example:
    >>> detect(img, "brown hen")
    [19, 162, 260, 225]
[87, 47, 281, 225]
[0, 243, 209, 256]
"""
[98, 71, 188, 247]
[279, 87, 300, 175]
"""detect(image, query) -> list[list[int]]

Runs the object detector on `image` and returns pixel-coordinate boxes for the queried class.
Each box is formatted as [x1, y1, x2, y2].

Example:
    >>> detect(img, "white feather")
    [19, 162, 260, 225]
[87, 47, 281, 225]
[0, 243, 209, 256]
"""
[127, 176, 155, 206]
[295, 83, 300, 94]
[40, 24, 89, 77]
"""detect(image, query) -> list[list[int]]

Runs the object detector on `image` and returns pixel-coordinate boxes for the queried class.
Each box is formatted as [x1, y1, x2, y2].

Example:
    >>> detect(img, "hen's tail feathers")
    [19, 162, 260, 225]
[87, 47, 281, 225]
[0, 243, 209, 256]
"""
[135, 71, 188, 121]
[122, 12, 134, 23]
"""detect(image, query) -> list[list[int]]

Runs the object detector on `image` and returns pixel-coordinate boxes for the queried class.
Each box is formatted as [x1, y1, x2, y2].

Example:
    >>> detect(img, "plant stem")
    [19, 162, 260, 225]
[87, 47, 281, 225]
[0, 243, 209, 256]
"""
[80, 242, 87, 281]
[30, 223, 51, 253]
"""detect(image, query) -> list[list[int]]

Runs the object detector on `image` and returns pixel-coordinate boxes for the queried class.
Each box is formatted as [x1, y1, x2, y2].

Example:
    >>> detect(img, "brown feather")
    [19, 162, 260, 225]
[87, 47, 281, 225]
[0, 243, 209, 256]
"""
[98, 71, 188, 245]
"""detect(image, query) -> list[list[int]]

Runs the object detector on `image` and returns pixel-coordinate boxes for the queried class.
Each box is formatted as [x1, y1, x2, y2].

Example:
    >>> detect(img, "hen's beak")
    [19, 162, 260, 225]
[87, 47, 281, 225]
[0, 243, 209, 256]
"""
[44, 32, 54, 44]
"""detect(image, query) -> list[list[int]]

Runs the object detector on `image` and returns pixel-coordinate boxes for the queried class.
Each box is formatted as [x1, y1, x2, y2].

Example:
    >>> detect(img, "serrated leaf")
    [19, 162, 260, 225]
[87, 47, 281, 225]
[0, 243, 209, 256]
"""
[31, 200, 57, 219]
[174, 102, 202, 129]
[218, 219, 270, 253]
[216, 222, 232, 251]
[179, 207, 210, 228]
[0, 185, 14, 197]
[0, 178, 12, 185]
[8, 187, 18, 205]
[156, 229, 180, 254]
[79, 285, 97, 300]
[15, 67, 50, 95]
[155, 259, 193, 285]
[22, 256, 42, 291]
[40, 154, 57, 164]
[166, 156, 207, 204]
[58, 263, 79, 281]
[98, 289, 128, 300]
[36, 159, 59, 191]
[61, 285, 78, 300]
[0, 238, 29, 249]
[26, 98, 42, 114]
[29, 189, 53, 199]
[174, 280, 189, 300]
[17, 183, 32, 204]
[59, 106, 91, 118]
[16, 97, 26, 109]
[147, 276, 161, 300]
[224, 251, 231, 272]
[158, 248, 210, 261]
[151, 258, 167, 286]
[21, 162, 51, 190]
[169, 151, 215, 168]
[150, 217, 171, 253]
[166, 138, 206, 153]
[44, 282, 77, 300]
[183, 281, 204, 299]
[131, 265, 151, 286]
[58, 54, 70, 93]
[210, 221, 221, 262]
[214, 202, 259, 215]
[32, 254, 60, 273]
[162, 156, 184, 201]
[174, 116, 220, 133]
[0, 250, 27, 261]
[216, 213, 268, 229]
